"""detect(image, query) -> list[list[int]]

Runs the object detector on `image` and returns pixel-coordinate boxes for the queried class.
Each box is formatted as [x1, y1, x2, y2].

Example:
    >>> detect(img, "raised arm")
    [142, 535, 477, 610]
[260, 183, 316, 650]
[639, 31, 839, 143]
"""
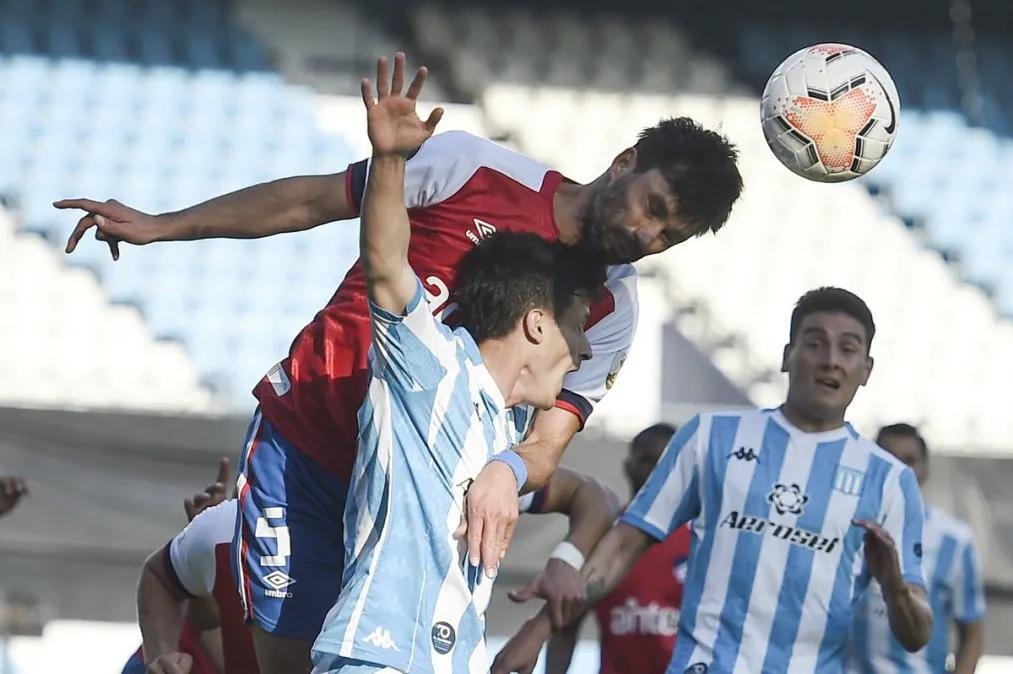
[359, 53, 443, 313]
[57, 172, 355, 261]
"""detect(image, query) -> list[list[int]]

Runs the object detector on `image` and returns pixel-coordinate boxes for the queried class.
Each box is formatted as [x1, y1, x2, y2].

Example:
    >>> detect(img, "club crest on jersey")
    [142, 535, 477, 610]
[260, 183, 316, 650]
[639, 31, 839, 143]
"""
[466, 218, 497, 245]
[606, 351, 627, 390]
[833, 466, 865, 496]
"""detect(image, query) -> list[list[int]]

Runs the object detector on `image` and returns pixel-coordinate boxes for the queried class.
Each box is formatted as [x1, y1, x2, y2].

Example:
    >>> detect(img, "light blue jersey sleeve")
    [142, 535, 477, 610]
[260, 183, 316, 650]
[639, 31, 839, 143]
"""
[620, 414, 704, 541]
[954, 535, 986, 623]
[881, 466, 926, 589]
[367, 278, 457, 391]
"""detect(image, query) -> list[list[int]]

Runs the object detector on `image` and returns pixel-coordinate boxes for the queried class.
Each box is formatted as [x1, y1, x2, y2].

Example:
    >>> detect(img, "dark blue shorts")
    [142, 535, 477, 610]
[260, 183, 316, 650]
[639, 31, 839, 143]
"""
[232, 410, 349, 640]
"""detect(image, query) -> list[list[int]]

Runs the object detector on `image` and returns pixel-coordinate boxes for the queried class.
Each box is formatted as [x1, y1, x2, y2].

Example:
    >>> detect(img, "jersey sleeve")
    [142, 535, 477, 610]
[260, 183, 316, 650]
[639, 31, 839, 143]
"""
[345, 130, 489, 212]
[167, 500, 236, 597]
[619, 414, 704, 541]
[368, 277, 458, 391]
[555, 264, 638, 428]
[953, 533, 986, 623]
[879, 466, 926, 589]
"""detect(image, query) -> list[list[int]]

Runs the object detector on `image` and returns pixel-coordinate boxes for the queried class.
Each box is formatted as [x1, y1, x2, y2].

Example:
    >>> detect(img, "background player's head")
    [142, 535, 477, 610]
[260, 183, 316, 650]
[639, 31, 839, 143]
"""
[624, 422, 677, 495]
[453, 232, 606, 410]
[578, 117, 743, 264]
[877, 423, 929, 485]
[781, 287, 875, 425]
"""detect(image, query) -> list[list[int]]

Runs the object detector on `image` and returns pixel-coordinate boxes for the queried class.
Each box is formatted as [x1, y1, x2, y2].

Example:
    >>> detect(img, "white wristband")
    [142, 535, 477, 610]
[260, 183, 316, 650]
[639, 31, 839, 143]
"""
[549, 541, 585, 570]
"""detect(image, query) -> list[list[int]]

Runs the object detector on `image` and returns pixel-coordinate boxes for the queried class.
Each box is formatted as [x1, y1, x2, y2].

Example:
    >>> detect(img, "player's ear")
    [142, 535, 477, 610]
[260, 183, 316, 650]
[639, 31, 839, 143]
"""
[860, 355, 873, 386]
[522, 308, 546, 345]
[780, 343, 791, 373]
[609, 147, 637, 180]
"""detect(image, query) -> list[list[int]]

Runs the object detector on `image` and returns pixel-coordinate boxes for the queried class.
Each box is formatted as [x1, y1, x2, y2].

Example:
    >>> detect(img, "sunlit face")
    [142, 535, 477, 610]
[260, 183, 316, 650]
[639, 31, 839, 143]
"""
[782, 311, 873, 423]
[580, 168, 694, 264]
[526, 293, 592, 410]
[878, 433, 929, 486]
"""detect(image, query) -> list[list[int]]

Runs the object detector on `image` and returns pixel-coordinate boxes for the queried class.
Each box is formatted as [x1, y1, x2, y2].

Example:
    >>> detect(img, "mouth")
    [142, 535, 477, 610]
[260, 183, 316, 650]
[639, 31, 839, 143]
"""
[815, 377, 841, 392]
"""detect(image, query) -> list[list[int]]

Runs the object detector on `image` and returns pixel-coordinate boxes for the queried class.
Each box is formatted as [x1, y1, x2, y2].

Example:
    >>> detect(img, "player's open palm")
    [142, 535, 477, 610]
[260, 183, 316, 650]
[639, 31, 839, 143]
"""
[854, 518, 903, 589]
[361, 52, 444, 157]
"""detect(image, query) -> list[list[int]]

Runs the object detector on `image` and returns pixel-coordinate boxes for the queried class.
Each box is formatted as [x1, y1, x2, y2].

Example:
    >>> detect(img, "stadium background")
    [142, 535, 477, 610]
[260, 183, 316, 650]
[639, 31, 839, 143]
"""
[1, 0, 1011, 670]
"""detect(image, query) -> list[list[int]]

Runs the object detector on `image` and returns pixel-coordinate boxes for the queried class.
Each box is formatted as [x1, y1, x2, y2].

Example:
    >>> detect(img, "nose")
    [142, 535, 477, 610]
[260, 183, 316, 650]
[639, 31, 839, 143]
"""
[577, 335, 592, 364]
[635, 223, 663, 246]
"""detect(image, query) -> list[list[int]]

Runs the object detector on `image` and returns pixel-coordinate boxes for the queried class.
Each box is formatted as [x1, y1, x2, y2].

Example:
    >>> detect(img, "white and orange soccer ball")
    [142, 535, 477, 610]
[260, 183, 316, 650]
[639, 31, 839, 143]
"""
[760, 43, 900, 182]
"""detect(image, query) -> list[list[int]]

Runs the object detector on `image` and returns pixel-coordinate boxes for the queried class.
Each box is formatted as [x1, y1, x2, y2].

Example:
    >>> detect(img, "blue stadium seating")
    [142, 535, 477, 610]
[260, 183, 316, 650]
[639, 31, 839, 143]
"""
[0, 53, 359, 402]
[0, 0, 269, 71]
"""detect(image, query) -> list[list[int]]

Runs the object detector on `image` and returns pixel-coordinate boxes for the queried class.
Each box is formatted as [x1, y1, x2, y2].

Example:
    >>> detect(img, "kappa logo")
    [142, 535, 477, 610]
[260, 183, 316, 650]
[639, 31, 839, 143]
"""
[432, 621, 456, 654]
[767, 483, 809, 516]
[363, 626, 400, 651]
[465, 218, 497, 245]
[728, 446, 759, 462]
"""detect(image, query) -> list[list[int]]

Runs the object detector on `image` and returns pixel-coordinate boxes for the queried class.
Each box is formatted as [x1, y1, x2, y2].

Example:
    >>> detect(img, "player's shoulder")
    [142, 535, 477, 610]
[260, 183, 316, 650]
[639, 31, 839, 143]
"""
[928, 506, 975, 542]
[859, 434, 913, 474]
[416, 130, 552, 191]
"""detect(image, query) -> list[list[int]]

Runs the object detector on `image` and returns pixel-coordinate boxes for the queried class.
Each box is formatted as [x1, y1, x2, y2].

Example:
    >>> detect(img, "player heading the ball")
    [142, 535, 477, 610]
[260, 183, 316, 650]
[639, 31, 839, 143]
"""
[310, 58, 605, 674]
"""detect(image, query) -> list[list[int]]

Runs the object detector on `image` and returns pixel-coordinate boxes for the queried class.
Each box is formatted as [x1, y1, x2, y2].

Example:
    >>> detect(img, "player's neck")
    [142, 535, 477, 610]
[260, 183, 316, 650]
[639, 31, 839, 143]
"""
[478, 339, 525, 407]
[552, 180, 595, 246]
[778, 402, 846, 434]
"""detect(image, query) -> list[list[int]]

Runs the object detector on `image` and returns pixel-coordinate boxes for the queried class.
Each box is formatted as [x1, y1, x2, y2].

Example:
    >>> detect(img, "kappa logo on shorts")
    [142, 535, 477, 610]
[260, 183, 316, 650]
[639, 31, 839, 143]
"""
[363, 626, 400, 651]
[431, 621, 456, 654]
[262, 570, 296, 598]
[685, 664, 709, 674]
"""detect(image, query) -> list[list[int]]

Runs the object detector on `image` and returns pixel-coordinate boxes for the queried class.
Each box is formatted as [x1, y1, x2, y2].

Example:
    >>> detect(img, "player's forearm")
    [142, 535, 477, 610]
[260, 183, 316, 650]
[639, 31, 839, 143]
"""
[158, 174, 349, 241]
[137, 562, 187, 660]
[545, 618, 581, 674]
[360, 154, 415, 310]
[883, 582, 933, 652]
[516, 410, 580, 490]
[954, 621, 984, 674]
[564, 477, 622, 556]
[582, 522, 651, 607]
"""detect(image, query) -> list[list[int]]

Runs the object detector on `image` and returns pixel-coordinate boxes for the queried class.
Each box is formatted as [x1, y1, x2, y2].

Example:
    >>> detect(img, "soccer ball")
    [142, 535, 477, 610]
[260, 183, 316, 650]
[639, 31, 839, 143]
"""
[760, 43, 900, 182]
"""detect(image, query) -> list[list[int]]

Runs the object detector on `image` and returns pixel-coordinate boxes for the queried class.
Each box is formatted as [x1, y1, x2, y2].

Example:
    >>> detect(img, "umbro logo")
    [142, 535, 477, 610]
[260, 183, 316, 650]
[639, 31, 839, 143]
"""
[262, 571, 295, 590]
[728, 447, 759, 462]
[363, 626, 400, 651]
[465, 218, 497, 245]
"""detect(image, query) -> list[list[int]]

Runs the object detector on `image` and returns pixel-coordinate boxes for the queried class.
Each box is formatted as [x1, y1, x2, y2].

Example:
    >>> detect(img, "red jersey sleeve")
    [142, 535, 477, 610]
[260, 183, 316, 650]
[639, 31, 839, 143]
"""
[555, 264, 638, 427]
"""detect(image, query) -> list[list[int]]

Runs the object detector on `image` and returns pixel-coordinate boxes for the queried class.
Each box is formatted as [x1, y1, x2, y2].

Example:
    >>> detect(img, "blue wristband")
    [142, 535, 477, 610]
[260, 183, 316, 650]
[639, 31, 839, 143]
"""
[490, 450, 528, 492]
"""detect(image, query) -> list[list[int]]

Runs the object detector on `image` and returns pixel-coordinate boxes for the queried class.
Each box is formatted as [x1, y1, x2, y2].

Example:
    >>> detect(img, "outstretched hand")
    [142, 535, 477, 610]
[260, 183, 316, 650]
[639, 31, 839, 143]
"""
[361, 52, 444, 157]
[55, 198, 160, 261]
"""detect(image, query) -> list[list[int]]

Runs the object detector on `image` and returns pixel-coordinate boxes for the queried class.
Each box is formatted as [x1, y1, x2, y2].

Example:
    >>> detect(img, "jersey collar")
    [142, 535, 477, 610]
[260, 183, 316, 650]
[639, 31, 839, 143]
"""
[770, 407, 853, 442]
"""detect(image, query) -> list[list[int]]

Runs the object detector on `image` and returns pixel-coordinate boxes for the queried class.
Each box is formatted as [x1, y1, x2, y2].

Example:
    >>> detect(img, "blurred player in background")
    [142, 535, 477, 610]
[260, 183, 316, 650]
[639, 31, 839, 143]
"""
[510, 287, 933, 673]
[310, 63, 603, 674]
[58, 52, 742, 671]
[494, 423, 692, 674]
[0, 475, 28, 519]
[131, 458, 261, 674]
[849, 423, 985, 674]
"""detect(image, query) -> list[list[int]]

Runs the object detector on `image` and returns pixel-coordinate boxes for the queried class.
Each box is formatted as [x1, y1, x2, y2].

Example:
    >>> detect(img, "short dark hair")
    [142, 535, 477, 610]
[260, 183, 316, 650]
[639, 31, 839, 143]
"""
[789, 287, 876, 352]
[453, 232, 606, 343]
[877, 423, 928, 459]
[630, 422, 677, 455]
[633, 117, 743, 236]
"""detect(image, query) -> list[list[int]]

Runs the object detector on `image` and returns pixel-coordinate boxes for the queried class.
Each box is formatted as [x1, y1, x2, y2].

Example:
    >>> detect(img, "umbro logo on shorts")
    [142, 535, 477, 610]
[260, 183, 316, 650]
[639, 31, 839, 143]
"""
[262, 570, 296, 598]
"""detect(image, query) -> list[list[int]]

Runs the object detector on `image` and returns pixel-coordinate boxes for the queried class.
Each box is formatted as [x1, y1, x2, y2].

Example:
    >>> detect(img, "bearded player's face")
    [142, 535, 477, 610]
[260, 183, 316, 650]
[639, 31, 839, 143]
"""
[579, 169, 693, 264]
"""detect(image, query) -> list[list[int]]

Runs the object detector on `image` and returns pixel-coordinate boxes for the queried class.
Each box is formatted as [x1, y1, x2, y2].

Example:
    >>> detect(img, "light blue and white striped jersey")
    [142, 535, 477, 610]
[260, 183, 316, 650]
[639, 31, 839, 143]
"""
[848, 506, 985, 674]
[620, 408, 926, 674]
[312, 279, 528, 673]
